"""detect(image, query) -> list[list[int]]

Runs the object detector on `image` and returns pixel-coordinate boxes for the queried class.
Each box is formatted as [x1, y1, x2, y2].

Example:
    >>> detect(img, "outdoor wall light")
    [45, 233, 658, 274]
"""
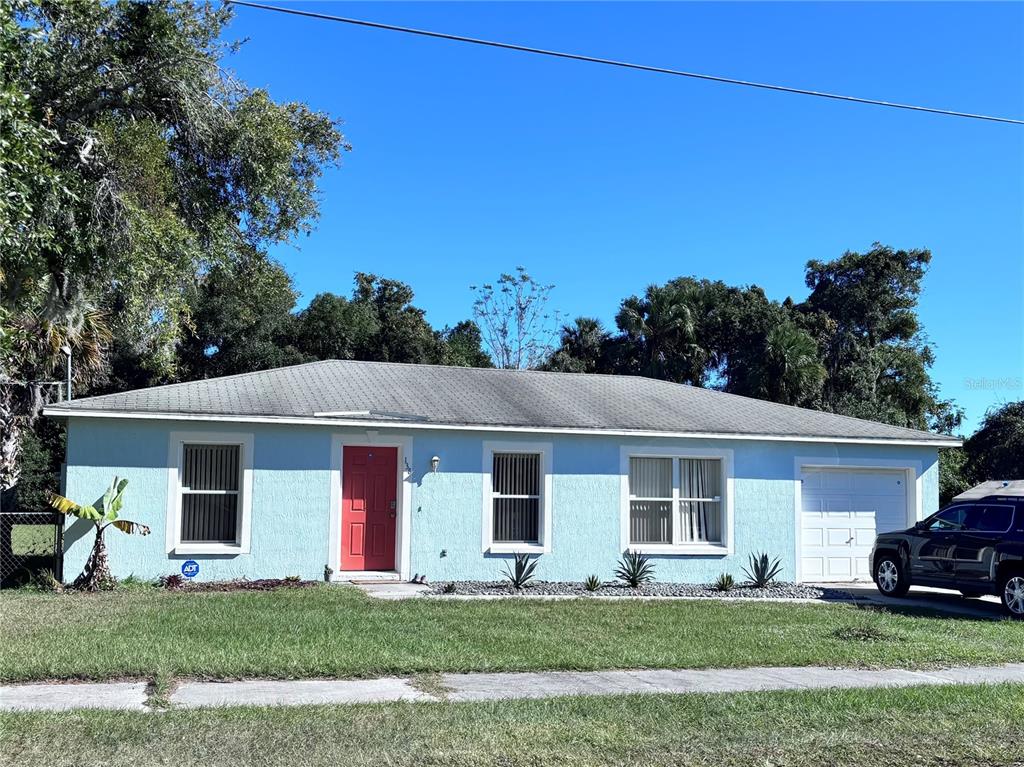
[430, 455, 441, 473]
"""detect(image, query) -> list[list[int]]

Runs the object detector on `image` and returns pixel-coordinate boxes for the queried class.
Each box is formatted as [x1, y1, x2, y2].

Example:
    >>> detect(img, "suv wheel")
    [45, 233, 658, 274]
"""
[1001, 573, 1024, 619]
[874, 554, 909, 597]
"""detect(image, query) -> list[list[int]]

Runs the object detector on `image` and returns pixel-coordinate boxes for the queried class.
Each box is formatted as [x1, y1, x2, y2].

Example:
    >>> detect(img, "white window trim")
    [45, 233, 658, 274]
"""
[166, 431, 254, 555]
[482, 440, 553, 554]
[619, 445, 734, 556]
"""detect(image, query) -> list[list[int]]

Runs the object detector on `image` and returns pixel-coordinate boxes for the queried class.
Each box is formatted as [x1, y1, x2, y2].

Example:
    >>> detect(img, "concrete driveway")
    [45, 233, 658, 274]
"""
[815, 582, 1005, 620]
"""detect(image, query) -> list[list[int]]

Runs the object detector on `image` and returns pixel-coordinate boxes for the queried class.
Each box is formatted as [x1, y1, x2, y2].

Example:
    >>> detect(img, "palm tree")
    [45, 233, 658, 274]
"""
[1, 278, 111, 495]
[762, 322, 826, 406]
[30, 280, 112, 390]
[616, 284, 707, 384]
[50, 477, 150, 590]
[545, 317, 609, 373]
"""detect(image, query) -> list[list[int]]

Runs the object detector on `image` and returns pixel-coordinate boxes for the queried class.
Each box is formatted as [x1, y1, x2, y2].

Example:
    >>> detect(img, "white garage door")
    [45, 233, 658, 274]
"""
[800, 468, 908, 582]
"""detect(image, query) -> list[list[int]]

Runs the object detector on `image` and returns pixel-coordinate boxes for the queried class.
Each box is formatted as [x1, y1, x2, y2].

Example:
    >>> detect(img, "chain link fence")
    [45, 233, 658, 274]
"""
[0, 512, 63, 588]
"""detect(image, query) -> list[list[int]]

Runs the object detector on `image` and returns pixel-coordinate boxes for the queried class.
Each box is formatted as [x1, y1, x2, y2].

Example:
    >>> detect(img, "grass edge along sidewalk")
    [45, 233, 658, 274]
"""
[3, 661, 1024, 712]
[2, 684, 1023, 767]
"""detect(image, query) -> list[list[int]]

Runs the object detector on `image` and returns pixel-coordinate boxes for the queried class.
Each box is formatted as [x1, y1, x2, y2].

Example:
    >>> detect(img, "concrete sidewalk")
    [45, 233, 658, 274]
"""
[3, 663, 1023, 712]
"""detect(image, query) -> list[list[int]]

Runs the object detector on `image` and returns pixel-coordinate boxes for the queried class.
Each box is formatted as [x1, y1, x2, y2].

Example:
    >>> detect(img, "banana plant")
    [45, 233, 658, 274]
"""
[50, 477, 150, 591]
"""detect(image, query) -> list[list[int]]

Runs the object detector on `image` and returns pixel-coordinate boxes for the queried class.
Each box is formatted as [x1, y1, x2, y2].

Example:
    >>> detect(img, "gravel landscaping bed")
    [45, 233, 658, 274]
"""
[427, 580, 854, 599]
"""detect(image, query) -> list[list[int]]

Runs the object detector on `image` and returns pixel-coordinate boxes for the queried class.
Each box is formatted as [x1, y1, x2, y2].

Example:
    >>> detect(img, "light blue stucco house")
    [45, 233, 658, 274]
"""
[45, 360, 960, 585]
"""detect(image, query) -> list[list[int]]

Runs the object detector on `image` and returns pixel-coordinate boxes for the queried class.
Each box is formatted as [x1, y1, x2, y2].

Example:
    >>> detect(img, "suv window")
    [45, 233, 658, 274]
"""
[927, 506, 966, 531]
[962, 504, 1015, 533]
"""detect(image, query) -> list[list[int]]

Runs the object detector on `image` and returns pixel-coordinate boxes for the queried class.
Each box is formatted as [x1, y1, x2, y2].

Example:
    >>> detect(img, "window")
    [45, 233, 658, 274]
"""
[927, 506, 965, 531]
[167, 431, 253, 554]
[625, 451, 730, 552]
[680, 458, 722, 543]
[962, 505, 1014, 533]
[482, 441, 552, 553]
[629, 457, 672, 543]
[180, 444, 241, 543]
[491, 453, 541, 543]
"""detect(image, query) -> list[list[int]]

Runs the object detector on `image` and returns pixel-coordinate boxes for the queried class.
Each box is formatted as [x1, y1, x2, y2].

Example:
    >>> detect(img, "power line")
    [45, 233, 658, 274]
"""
[227, 0, 1022, 126]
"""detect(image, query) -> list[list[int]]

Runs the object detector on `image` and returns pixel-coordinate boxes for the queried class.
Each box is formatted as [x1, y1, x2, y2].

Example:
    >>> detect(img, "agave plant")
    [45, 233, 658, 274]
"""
[743, 552, 783, 588]
[584, 574, 602, 592]
[501, 553, 538, 590]
[615, 551, 655, 588]
[714, 572, 735, 592]
[50, 477, 151, 591]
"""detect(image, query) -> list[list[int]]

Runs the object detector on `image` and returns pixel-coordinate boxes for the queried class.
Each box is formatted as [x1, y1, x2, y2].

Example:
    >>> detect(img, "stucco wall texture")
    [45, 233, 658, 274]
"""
[62, 418, 940, 584]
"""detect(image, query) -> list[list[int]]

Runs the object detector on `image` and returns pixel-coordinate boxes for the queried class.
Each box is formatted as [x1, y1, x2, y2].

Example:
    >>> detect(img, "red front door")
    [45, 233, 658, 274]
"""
[341, 446, 397, 571]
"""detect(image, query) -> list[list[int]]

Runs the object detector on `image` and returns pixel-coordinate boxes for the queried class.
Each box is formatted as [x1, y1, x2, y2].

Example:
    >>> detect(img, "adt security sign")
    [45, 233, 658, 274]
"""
[181, 560, 200, 579]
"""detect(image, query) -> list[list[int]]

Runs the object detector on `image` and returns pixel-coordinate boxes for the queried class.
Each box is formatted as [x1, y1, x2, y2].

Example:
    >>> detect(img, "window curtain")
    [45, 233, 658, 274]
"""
[629, 457, 672, 543]
[680, 458, 721, 543]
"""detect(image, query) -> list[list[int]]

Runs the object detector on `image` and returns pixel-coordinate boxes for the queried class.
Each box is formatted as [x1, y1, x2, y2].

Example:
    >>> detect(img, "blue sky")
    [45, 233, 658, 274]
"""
[225, 1, 1023, 434]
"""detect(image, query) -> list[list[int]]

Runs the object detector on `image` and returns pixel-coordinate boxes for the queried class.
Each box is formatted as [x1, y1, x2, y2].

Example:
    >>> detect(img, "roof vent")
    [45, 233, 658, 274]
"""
[314, 409, 428, 422]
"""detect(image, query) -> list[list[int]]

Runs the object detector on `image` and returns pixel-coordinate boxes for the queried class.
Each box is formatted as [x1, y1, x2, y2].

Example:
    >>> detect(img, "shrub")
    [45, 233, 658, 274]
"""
[27, 569, 63, 593]
[284, 574, 301, 582]
[119, 574, 154, 590]
[501, 553, 538, 590]
[714, 572, 735, 592]
[584, 574, 602, 592]
[615, 551, 655, 588]
[441, 582, 457, 594]
[743, 552, 783, 588]
[160, 574, 185, 590]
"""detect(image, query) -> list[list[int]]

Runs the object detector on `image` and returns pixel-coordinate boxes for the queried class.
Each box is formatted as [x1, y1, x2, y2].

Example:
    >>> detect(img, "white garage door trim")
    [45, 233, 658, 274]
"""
[793, 457, 922, 583]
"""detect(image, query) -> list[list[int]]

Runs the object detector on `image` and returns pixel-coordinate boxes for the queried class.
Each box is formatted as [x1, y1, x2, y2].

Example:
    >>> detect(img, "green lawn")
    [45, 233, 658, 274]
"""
[2, 585, 1022, 682]
[3, 684, 1022, 767]
[9, 524, 57, 556]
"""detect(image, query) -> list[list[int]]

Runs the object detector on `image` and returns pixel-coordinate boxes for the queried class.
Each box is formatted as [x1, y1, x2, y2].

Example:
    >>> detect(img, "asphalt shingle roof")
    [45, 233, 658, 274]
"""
[46, 360, 958, 444]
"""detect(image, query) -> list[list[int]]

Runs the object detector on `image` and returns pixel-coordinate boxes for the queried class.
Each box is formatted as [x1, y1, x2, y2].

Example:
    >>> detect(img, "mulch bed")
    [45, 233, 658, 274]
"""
[161, 577, 320, 592]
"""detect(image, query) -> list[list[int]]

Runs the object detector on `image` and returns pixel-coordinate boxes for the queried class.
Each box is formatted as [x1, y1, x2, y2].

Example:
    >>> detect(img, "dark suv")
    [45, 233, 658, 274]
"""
[870, 495, 1024, 618]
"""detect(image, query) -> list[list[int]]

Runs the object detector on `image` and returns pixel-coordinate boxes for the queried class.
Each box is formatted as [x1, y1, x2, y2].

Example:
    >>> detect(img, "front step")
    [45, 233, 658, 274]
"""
[337, 570, 402, 584]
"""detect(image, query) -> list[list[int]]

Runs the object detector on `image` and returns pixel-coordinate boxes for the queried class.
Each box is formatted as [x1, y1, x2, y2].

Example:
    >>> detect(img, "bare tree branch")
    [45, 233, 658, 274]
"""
[471, 267, 563, 369]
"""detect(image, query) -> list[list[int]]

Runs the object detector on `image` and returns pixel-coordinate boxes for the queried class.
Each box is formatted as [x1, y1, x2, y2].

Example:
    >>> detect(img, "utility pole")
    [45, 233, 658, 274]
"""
[61, 344, 72, 401]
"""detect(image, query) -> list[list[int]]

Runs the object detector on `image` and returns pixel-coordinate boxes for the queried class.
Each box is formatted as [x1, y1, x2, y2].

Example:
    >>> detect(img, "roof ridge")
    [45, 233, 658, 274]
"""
[337, 361, 949, 441]
[324, 358, 641, 381]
